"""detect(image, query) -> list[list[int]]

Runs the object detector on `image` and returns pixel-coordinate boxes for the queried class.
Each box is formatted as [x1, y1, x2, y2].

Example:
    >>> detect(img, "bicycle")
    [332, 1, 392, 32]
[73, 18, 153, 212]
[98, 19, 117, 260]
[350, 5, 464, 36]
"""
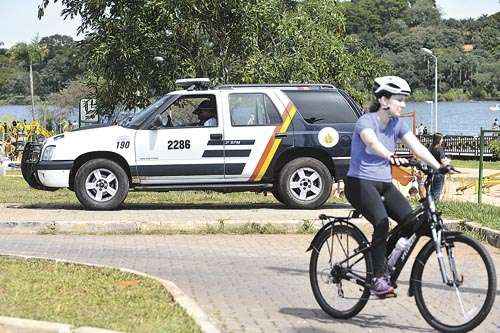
[308, 160, 497, 332]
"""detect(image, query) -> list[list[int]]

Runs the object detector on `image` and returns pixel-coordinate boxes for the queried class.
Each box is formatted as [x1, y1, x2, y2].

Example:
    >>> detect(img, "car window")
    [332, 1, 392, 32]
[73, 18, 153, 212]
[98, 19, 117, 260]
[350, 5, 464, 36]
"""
[229, 93, 282, 126]
[158, 95, 217, 128]
[125, 95, 174, 128]
[283, 90, 357, 124]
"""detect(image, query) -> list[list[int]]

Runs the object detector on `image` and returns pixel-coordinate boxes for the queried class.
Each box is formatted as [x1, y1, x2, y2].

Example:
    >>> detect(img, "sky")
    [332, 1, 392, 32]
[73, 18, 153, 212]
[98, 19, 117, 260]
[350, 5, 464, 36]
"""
[0, 0, 499, 48]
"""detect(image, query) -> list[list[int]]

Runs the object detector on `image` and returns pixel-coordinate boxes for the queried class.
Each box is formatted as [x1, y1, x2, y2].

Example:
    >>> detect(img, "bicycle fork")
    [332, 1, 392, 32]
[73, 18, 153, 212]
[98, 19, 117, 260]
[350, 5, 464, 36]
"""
[431, 225, 473, 319]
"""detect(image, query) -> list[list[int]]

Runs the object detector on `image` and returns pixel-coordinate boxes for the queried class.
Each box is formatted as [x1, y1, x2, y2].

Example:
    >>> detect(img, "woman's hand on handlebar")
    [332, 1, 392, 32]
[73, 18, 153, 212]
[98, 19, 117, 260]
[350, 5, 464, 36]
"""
[389, 155, 409, 166]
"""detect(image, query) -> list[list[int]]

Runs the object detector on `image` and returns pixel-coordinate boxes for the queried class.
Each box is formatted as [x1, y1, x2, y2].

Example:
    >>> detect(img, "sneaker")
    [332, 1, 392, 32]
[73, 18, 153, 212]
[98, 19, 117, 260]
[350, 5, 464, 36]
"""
[371, 277, 395, 298]
[383, 268, 397, 289]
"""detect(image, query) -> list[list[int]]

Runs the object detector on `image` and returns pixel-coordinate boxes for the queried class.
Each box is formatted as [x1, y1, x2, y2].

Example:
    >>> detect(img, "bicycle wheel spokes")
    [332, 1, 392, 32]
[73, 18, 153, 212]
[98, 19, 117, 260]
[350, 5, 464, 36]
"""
[418, 238, 494, 328]
[314, 227, 369, 315]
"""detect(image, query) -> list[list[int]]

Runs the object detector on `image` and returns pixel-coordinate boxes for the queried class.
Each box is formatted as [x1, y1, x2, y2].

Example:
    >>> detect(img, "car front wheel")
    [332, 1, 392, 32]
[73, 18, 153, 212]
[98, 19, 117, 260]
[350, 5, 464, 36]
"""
[277, 157, 332, 209]
[74, 158, 129, 210]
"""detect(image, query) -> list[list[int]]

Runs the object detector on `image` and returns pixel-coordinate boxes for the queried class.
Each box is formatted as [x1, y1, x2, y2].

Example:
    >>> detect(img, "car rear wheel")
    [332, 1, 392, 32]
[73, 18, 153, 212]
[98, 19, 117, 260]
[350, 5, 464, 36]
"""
[74, 158, 129, 210]
[277, 157, 332, 209]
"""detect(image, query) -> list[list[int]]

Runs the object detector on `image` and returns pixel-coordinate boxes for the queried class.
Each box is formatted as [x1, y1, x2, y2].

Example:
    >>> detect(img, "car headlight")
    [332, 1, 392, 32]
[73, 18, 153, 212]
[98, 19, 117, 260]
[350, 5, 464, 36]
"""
[41, 145, 56, 161]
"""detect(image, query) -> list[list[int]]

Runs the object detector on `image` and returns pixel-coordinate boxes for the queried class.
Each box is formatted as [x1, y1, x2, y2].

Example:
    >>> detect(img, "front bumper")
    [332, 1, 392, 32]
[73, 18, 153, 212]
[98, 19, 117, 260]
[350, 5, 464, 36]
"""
[21, 142, 63, 191]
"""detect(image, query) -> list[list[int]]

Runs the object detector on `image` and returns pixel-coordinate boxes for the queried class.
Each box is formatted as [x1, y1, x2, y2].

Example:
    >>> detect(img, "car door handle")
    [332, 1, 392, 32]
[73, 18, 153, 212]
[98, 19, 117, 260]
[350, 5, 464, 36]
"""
[210, 133, 223, 140]
[275, 133, 287, 138]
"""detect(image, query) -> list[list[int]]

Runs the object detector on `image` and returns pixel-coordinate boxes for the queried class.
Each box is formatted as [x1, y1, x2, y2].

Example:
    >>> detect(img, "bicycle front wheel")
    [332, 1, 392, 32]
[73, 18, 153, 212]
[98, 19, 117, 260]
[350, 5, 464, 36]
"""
[309, 225, 372, 319]
[413, 234, 496, 332]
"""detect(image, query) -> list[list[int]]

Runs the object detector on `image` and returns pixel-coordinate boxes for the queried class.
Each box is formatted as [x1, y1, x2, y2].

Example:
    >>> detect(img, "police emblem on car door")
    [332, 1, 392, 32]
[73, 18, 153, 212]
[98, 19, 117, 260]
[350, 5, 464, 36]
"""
[134, 94, 225, 184]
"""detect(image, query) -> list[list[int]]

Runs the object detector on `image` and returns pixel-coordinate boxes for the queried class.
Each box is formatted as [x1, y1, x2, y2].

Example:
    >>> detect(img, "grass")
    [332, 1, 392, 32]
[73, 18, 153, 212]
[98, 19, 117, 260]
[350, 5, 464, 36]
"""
[0, 171, 345, 207]
[452, 160, 500, 170]
[0, 256, 200, 333]
[438, 201, 500, 230]
[1, 171, 497, 232]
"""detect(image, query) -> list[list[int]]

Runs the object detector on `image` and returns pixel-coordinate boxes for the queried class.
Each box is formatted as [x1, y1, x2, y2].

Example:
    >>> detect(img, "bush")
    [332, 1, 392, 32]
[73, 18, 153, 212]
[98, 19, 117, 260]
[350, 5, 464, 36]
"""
[489, 139, 500, 160]
[441, 88, 469, 101]
[411, 89, 432, 102]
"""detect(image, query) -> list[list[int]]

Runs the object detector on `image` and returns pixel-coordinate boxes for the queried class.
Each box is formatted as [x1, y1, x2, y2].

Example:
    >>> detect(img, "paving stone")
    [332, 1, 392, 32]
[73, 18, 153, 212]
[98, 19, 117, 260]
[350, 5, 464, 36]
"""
[0, 234, 498, 333]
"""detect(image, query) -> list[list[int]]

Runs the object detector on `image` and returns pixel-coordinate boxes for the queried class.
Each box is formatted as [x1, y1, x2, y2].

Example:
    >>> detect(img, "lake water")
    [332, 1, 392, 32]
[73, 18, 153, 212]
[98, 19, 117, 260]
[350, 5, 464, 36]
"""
[0, 101, 499, 136]
[405, 101, 499, 136]
[0, 105, 78, 123]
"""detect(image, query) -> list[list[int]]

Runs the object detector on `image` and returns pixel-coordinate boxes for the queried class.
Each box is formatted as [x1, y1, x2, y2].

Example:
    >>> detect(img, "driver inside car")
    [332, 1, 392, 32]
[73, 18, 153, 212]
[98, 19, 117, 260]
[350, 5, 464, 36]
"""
[193, 100, 217, 127]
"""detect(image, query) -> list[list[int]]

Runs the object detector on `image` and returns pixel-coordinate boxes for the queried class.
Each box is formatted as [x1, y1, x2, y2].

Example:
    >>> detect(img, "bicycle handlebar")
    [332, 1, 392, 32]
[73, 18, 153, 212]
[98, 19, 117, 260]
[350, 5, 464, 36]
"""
[397, 158, 460, 176]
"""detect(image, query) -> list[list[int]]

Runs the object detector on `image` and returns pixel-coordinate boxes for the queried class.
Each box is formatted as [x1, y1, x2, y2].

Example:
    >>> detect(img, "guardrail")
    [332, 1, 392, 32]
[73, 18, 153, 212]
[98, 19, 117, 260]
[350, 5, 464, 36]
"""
[397, 134, 498, 158]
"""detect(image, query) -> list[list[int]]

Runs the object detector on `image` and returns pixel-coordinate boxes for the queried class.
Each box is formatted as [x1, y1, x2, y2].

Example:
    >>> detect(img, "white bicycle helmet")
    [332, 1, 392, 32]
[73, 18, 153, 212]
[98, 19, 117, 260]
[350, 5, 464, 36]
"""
[373, 76, 411, 97]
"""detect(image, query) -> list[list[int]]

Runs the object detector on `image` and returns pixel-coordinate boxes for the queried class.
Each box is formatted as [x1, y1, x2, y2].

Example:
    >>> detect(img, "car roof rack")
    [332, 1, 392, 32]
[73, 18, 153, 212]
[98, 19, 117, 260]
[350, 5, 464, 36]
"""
[215, 83, 337, 90]
[175, 78, 211, 91]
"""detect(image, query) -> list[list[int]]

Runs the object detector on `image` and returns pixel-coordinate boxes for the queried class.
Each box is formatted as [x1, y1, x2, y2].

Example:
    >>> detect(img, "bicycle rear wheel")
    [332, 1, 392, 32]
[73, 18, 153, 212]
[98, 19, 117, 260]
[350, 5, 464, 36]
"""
[413, 234, 496, 332]
[309, 225, 372, 319]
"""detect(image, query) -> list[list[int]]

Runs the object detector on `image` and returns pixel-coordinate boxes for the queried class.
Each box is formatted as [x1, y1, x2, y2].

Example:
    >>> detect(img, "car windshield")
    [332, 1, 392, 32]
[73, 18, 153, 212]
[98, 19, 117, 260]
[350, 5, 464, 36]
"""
[120, 95, 175, 128]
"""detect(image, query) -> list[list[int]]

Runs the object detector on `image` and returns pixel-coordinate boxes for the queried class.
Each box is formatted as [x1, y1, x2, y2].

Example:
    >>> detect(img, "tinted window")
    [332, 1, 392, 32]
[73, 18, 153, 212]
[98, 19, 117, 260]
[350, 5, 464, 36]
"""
[283, 91, 357, 124]
[229, 93, 282, 126]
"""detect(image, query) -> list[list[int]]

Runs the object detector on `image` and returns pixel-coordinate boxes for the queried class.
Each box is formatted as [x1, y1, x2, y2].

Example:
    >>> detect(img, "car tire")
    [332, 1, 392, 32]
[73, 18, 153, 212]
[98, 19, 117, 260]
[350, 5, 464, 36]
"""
[271, 187, 285, 205]
[74, 158, 129, 210]
[277, 157, 332, 209]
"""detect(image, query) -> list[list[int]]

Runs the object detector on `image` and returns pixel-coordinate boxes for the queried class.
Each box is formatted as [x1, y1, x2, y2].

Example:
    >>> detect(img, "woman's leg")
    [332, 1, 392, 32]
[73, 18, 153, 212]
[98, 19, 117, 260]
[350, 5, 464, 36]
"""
[430, 174, 445, 202]
[382, 183, 414, 238]
[345, 177, 389, 277]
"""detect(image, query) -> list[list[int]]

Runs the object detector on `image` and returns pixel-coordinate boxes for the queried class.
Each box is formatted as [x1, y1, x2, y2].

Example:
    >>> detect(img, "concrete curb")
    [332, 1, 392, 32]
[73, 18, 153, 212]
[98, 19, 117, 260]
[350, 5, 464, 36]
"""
[0, 315, 119, 333]
[0, 253, 221, 333]
[0, 218, 498, 248]
[447, 220, 500, 248]
[0, 219, 343, 235]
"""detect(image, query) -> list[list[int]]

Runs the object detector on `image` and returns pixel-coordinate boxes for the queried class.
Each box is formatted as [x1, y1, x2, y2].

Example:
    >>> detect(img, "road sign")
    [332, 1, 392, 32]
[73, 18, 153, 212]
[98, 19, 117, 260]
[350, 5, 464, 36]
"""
[79, 99, 98, 125]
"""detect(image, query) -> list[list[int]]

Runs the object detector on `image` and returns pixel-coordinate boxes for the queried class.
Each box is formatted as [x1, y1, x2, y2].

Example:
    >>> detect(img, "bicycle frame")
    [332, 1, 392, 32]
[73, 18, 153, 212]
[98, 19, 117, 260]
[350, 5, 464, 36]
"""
[313, 165, 462, 291]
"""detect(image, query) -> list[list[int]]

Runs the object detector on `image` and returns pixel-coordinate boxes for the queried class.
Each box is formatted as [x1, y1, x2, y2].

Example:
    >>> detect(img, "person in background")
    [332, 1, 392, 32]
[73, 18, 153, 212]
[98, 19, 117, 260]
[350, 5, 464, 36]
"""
[429, 132, 449, 201]
[417, 123, 424, 136]
[492, 118, 499, 131]
[422, 126, 428, 135]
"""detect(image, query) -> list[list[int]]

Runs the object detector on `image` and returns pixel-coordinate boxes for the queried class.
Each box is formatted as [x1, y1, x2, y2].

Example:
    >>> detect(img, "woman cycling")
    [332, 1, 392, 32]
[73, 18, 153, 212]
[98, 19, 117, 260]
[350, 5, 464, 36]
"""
[345, 76, 448, 297]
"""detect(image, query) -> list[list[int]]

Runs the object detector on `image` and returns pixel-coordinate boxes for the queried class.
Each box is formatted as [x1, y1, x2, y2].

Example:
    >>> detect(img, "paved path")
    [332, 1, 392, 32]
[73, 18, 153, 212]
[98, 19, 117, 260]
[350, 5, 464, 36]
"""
[0, 234, 498, 333]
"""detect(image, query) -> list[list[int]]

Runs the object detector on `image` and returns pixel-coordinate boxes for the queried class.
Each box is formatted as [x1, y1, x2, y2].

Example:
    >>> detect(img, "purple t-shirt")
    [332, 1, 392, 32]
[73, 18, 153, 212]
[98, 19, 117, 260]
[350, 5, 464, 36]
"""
[347, 112, 410, 182]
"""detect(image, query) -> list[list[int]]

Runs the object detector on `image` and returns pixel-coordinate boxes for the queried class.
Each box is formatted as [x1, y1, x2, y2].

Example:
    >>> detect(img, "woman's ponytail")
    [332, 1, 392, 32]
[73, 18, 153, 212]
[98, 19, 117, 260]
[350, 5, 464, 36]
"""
[368, 100, 380, 113]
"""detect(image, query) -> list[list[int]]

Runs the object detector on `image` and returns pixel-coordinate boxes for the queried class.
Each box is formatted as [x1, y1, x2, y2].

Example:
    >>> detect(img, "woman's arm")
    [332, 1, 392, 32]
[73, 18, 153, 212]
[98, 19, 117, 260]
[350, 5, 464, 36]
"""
[401, 132, 441, 169]
[360, 128, 393, 159]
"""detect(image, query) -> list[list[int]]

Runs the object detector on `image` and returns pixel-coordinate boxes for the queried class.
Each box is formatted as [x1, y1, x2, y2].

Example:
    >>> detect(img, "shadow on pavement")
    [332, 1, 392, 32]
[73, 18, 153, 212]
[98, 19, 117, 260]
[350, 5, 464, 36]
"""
[6, 202, 352, 211]
[265, 266, 309, 276]
[280, 308, 432, 332]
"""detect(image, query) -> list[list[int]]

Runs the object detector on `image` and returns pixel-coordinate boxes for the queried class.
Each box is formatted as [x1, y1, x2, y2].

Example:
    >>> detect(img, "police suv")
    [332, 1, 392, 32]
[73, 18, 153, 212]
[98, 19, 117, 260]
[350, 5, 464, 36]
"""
[21, 79, 362, 210]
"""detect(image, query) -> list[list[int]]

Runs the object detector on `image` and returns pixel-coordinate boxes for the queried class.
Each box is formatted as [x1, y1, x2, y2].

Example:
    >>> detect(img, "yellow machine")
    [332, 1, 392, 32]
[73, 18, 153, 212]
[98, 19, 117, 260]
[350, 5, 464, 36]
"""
[456, 172, 500, 194]
[0, 121, 54, 161]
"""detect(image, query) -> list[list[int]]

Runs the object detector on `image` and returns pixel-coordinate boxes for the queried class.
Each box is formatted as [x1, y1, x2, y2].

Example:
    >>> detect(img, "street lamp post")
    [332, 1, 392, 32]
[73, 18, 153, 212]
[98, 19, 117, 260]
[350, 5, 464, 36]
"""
[425, 100, 433, 132]
[421, 47, 438, 133]
[29, 60, 35, 121]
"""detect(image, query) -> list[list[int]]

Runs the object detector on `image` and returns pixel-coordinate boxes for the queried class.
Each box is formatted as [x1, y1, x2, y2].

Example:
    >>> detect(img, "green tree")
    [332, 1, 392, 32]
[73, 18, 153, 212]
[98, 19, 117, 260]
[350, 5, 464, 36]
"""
[39, 0, 389, 109]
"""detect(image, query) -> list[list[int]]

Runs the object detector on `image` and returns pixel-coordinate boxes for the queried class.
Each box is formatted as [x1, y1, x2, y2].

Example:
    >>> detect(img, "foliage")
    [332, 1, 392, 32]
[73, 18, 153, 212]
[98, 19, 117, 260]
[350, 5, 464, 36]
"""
[489, 139, 500, 160]
[0, 34, 85, 104]
[38, 0, 388, 110]
[0, 0, 498, 108]
[48, 79, 94, 110]
[340, 0, 499, 102]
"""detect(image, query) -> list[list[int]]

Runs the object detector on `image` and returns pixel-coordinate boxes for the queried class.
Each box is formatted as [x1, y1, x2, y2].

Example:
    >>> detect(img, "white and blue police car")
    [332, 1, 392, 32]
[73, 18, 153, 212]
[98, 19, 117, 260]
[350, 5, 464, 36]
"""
[21, 79, 362, 210]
